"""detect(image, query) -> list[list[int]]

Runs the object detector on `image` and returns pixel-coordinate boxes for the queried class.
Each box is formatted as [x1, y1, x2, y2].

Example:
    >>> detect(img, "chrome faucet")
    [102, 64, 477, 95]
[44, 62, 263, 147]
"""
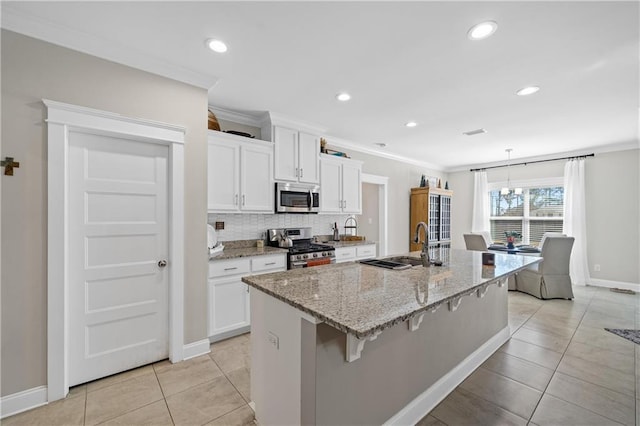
[414, 221, 431, 267]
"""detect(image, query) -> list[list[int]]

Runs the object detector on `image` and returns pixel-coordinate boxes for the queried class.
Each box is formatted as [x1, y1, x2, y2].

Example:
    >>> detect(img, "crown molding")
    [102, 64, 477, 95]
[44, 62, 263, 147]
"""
[325, 136, 445, 172]
[2, 5, 218, 89]
[265, 112, 328, 135]
[207, 106, 265, 128]
[445, 140, 640, 173]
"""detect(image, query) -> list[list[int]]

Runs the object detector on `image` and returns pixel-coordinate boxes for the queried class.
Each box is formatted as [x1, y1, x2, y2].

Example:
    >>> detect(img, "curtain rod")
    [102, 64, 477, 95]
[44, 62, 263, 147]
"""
[469, 153, 595, 172]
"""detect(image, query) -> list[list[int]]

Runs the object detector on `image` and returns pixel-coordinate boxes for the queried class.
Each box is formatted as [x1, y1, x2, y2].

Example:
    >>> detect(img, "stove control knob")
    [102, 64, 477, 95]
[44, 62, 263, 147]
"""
[321, 252, 326, 256]
[303, 254, 308, 259]
[296, 255, 302, 260]
[313, 253, 318, 258]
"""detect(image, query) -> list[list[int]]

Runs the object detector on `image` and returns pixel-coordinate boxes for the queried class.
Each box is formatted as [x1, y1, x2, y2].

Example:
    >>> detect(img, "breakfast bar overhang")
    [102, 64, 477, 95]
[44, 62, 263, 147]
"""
[243, 250, 541, 425]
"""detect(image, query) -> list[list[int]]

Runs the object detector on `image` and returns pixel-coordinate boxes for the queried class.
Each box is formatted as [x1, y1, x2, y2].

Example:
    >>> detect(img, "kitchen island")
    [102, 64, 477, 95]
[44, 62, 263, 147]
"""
[243, 249, 541, 425]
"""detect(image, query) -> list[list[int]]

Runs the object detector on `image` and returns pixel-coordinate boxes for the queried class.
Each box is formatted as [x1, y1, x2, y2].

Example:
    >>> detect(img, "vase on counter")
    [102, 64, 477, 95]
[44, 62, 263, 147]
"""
[506, 236, 515, 250]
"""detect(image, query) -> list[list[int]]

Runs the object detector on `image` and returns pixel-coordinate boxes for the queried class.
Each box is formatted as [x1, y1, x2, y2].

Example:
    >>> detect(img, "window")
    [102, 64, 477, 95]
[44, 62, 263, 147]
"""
[489, 185, 564, 246]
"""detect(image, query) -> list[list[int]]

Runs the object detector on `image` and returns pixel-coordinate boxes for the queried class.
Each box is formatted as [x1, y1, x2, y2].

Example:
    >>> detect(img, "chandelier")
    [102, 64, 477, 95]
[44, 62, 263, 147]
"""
[500, 149, 522, 196]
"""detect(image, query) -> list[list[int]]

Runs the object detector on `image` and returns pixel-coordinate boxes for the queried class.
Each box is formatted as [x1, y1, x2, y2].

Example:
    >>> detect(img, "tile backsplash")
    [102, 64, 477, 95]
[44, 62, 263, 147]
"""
[208, 213, 353, 242]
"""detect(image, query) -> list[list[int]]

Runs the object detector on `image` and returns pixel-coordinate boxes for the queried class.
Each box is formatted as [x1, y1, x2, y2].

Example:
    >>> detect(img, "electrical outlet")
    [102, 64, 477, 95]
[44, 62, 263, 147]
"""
[215, 221, 224, 230]
[594, 264, 601, 272]
[268, 331, 279, 349]
[368, 217, 373, 224]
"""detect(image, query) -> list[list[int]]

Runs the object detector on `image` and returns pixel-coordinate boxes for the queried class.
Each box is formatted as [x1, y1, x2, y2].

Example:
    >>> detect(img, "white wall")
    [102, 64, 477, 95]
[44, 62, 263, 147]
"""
[343, 149, 446, 255]
[449, 149, 640, 285]
[1, 30, 209, 397]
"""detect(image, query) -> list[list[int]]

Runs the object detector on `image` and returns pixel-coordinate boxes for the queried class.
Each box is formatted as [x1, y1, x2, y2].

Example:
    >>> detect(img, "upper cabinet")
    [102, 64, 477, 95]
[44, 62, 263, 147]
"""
[273, 126, 320, 184]
[320, 154, 362, 214]
[208, 131, 274, 213]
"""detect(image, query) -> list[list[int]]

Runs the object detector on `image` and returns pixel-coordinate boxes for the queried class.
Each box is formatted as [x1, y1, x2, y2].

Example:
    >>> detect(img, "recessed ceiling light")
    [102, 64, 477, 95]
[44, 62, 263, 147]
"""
[405, 121, 418, 128]
[467, 21, 498, 40]
[516, 86, 540, 96]
[206, 39, 228, 53]
[336, 93, 351, 102]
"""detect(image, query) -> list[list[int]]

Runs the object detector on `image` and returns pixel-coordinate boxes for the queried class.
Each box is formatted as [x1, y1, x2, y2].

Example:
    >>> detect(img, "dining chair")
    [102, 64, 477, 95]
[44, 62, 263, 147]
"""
[515, 236, 575, 299]
[464, 234, 489, 251]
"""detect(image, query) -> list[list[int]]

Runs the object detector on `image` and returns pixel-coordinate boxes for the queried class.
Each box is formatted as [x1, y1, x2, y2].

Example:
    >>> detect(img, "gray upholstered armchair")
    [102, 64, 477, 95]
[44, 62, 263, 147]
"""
[515, 236, 575, 299]
[464, 234, 489, 251]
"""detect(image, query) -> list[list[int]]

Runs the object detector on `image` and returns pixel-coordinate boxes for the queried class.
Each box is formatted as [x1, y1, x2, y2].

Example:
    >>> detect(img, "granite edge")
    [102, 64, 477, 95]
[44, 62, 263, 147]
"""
[211, 246, 288, 261]
[242, 260, 541, 339]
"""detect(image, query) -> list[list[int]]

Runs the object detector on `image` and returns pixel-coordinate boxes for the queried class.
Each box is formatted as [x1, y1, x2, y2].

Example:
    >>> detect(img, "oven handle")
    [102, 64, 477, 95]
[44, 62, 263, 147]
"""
[290, 260, 308, 268]
[308, 190, 312, 209]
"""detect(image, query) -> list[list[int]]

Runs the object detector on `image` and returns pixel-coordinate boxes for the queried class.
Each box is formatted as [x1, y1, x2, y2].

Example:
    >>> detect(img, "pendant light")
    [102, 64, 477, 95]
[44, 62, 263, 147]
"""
[500, 149, 522, 195]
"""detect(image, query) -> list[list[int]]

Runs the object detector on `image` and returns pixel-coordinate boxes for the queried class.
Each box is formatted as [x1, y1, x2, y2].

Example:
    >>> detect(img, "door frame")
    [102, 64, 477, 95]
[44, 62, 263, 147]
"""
[44, 100, 186, 401]
[361, 173, 389, 256]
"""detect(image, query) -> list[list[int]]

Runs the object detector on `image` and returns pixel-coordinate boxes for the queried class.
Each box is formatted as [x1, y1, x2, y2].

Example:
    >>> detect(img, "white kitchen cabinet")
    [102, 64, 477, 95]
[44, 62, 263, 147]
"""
[334, 246, 357, 263]
[208, 131, 273, 213]
[273, 126, 319, 184]
[356, 243, 377, 260]
[334, 243, 377, 264]
[319, 154, 362, 214]
[208, 253, 286, 342]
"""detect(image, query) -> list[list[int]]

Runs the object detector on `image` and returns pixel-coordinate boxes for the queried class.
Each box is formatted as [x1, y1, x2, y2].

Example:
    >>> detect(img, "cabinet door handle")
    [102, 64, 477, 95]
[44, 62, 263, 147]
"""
[234, 194, 238, 205]
[224, 267, 238, 271]
[295, 167, 299, 177]
[246, 285, 250, 293]
[344, 200, 347, 209]
[242, 194, 246, 206]
[264, 262, 276, 266]
[300, 168, 303, 178]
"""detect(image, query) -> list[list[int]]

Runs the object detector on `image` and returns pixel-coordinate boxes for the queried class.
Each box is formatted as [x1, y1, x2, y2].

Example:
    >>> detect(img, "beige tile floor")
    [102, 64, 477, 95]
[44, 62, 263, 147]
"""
[4, 286, 639, 425]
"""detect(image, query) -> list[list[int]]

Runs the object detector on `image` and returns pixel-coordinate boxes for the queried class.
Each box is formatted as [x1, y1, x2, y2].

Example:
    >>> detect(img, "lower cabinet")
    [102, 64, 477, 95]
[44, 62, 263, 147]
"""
[334, 243, 377, 263]
[208, 254, 286, 342]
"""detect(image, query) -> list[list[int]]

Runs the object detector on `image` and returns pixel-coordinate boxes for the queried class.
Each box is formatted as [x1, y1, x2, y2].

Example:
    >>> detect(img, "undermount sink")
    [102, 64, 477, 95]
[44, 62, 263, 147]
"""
[359, 256, 422, 270]
[384, 256, 423, 266]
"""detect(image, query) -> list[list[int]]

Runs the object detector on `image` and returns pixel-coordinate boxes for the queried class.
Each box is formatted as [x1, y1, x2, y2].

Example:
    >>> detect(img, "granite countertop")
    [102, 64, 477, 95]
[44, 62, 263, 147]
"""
[323, 240, 376, 248]
[210, 240, 288, 261]
[242, 249, 541, 338]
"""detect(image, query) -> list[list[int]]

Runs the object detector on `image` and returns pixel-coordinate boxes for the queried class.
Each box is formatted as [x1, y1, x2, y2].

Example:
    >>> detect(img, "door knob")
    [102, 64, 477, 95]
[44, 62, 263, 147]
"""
[158, 260, 167, 268]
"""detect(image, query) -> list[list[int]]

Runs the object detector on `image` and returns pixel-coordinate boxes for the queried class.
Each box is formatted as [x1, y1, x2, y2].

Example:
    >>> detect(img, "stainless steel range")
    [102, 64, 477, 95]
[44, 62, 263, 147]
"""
[267, 227, 336, 269]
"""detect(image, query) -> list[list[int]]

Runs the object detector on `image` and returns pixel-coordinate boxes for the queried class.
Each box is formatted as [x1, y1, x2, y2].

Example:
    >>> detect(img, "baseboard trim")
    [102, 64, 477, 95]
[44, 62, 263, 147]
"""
[589, 279, 640, 292]
[1, 386, 48, 419]
[182, 339, 211, 360]
[383, 326, 511, 425]
[208, 326, 251, 344]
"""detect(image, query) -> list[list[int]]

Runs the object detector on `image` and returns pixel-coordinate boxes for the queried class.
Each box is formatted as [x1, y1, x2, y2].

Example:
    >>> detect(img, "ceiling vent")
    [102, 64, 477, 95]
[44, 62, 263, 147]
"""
[463, 128, 487, 136]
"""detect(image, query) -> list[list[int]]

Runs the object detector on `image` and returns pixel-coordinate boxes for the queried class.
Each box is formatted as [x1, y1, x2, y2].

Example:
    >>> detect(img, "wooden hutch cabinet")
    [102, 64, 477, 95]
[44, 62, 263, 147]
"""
[409, 187, 453, 252]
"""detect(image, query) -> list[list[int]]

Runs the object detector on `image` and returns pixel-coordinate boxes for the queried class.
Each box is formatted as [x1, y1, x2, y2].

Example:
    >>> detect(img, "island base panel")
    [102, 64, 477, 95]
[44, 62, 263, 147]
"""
[250, 283, 509, 425]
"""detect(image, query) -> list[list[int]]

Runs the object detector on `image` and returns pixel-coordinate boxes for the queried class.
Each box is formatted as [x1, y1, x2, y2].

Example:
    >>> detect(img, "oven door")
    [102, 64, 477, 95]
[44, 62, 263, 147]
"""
[290, 257, 334, 269]
[276, 183, 320, 213]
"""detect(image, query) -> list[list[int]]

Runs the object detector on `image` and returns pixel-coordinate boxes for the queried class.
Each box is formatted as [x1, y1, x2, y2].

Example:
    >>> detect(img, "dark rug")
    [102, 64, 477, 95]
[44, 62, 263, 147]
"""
[604, 328, 640, 345]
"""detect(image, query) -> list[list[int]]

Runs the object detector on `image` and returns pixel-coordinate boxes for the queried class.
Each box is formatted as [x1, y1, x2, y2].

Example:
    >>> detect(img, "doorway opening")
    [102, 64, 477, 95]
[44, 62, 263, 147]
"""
[359, 174, 388, 256]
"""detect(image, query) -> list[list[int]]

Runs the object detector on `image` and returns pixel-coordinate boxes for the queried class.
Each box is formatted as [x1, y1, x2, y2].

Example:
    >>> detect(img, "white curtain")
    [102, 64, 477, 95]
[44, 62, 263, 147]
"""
[472, 171, 490, 233]
[563, 159, 591, 285]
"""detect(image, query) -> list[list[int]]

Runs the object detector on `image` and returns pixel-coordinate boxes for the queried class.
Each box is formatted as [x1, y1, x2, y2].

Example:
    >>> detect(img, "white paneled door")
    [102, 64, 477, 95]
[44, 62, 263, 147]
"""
[68, 131, 169, 386]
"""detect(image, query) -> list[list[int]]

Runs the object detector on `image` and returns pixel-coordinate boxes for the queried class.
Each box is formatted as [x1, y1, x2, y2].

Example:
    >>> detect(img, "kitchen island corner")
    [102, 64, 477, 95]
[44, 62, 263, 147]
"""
[243, 249, 541, 425]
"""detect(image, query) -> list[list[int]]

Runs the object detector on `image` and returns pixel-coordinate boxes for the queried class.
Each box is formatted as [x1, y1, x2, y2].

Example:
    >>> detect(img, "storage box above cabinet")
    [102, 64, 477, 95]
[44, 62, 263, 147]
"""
[273, 126, 320, 184]
[319, 154, 362, 214]
[207, 131, 274, 213]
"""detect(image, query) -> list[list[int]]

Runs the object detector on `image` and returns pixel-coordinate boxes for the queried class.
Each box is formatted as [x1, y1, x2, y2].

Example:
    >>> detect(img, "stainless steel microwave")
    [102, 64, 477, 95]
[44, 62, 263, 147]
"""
[275, 182, 320, 213]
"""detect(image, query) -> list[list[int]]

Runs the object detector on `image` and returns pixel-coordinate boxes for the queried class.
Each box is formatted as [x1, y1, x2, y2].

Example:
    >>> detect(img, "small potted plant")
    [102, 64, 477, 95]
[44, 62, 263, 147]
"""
[504, 231, 522, 250]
